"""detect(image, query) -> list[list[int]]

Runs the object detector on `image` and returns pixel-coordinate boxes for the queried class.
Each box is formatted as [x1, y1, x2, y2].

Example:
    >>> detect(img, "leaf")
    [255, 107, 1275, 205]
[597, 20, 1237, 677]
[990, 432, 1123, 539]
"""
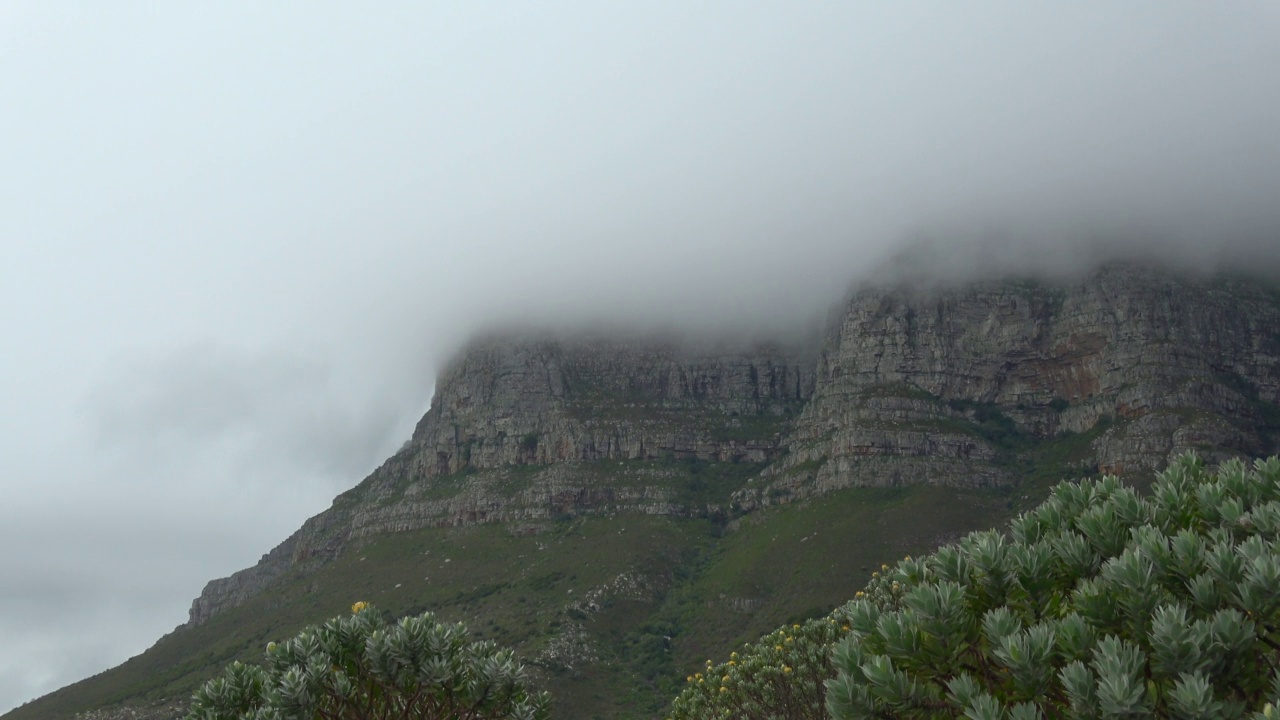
[1166, 672, 1223, 720]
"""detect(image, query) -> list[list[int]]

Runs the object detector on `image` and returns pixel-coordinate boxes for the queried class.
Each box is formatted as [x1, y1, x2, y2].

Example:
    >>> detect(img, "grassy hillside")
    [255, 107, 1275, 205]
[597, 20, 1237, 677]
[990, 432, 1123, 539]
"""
[6, 463, 1066, 720]
[9, 404, 1146, 719]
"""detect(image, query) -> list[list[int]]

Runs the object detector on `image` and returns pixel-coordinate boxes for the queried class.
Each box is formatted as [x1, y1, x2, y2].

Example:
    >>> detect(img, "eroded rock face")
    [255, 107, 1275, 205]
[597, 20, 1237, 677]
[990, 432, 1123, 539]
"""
[405, 336, 816, 476]
[752, 265, 1280, 502]
[186, 337, 816, 626]
[185, 264, 1280, 626]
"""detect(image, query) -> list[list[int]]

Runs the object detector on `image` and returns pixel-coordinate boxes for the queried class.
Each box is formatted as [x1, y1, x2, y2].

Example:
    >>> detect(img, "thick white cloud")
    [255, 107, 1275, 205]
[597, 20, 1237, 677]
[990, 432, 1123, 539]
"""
[2, 3, 1279, 713]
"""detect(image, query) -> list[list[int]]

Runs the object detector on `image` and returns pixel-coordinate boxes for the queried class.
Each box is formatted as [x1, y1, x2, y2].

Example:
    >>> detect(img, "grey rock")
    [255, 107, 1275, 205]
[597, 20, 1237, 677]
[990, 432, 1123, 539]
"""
[753, 264, 1280, 500]
[184, 264, 1280, 626]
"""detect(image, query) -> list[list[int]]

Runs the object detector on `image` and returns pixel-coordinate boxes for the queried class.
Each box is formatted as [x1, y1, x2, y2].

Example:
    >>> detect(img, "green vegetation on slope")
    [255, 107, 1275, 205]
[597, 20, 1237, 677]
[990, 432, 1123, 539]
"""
[671, 454, 1280, 719]
[8, 418, 1116, 720]
[185, 603, 549, 720]
[7, 481, 1057, 720]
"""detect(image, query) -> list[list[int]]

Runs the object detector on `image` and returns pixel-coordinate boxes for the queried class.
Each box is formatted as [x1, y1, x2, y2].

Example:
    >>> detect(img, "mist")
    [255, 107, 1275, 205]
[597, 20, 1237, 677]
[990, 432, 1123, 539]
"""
[2, 3, 1279, 714]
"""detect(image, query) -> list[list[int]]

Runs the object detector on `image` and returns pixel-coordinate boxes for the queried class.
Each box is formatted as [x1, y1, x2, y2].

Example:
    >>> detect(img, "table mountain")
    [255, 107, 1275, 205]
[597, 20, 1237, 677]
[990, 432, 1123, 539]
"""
[10, 261, 1279, 720]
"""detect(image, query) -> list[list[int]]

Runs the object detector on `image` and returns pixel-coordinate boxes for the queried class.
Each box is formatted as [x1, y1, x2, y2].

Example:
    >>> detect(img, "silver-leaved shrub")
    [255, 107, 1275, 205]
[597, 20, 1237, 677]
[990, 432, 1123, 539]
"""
[672, 453, 1280, 720]
[185, 603, 549, 720]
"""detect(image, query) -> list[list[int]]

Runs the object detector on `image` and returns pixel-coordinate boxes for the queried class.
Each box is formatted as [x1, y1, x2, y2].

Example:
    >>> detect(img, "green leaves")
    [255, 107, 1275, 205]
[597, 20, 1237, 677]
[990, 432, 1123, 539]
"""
[816, 453, 1280, 720]
[187, 662, 270, 720]
[1236, 548, 1280, 617]
[186, 604, 549, 720]
[992, 623, 1056, 701]
[668, 453, 1280, 719]
[1060, 660, 1099, 716]
[1077, 501, 1131, 559]
[1167, 672, 1223, 719]
[1055, 612, 1097, 664]
[905, 581, 974, 668]
[670, 613, 851, 720]
[1051, 529, 1098, 582]
[1090, 636, 1149, 716]
[1149, 604, 1210, 678]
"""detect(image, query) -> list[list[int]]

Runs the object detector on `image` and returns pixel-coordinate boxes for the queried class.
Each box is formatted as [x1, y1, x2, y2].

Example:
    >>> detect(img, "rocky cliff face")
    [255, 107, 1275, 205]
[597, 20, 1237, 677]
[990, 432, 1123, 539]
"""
[186, 336, 816, 625]
[184, 264, 1280, 626]
[745, 265, 1280, 506]
[406, 335, 816, 475]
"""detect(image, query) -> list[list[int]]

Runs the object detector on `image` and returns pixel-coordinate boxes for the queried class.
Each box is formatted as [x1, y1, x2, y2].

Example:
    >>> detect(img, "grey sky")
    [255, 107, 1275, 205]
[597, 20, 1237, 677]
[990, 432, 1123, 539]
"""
[3, 2, 1279, 713]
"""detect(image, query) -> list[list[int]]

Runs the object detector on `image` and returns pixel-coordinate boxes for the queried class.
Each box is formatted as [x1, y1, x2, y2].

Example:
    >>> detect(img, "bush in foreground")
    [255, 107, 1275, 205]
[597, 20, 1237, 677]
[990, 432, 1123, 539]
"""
[672, 454, 1280, 719]
[185, 602, 549, 720]
[666, 613, 846, 719]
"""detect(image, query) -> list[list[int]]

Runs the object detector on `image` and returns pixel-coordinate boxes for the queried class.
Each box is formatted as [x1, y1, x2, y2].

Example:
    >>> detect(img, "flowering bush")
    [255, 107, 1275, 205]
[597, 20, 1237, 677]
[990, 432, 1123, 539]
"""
[185, 603, 549, 720]
[667, 561, 910, 719]
[667, 616, 843, 720]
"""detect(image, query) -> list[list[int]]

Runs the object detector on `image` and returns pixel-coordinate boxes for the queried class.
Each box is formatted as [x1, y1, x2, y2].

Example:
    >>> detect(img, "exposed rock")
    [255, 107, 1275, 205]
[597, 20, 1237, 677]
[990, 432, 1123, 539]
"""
[184, 264, 1280, 627]
[750, 264, 1280, 502]
[187, 337, 814, 626]
[536, 621, 599, 672]
[406, 335, 816, 476]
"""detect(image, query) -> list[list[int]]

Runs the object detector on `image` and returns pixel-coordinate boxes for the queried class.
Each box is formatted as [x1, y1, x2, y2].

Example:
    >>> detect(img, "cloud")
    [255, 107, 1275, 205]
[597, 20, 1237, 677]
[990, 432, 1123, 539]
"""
[0, 344, 421, 714]
[86, 344, 407, 481]
[2, 3, 1280, 715]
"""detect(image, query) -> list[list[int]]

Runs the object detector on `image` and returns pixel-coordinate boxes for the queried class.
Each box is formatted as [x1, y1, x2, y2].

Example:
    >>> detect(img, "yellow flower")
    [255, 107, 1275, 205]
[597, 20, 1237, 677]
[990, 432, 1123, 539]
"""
[686, 676, 693, 683]
[775, 645, 783, 651]
[351, 601, 368, 614]
[792, 624, 800, 629]
[266, 641, 276, 652]
[722, 675, 730, 682]
[783, 666, 792, 673]
[730, 652, 738, 659]
[695, 673, 702, 680]
[855, 591, 865, 597]
[842, 625, 851, 632]
[720, 687, 728, 693]
[904, 555, 911, 561]
[728, 660, 736, 666]
[881, 564, 889, 571]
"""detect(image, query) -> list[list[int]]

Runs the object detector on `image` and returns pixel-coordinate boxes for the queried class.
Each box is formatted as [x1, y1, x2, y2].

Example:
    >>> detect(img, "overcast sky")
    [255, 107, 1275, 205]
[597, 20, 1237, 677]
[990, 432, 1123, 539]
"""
[3, 3, 1280, 714]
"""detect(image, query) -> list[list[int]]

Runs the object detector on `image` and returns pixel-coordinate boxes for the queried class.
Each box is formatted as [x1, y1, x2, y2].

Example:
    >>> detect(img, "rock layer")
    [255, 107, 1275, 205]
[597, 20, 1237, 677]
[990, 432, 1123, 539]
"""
[767, 265, 1279, 492]
[407, 335, 816, 475]
[185, 264, 1280, 626]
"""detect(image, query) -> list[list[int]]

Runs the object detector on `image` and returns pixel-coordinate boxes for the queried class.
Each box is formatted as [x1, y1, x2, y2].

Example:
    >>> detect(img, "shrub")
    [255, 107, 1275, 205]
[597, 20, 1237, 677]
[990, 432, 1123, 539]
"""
[667, 570, 913, 719]
[826, 453, 1280, 719]
[670, 453, 1280, 719]
[185, 602, 549, 720]
[668, 616, 842, 719]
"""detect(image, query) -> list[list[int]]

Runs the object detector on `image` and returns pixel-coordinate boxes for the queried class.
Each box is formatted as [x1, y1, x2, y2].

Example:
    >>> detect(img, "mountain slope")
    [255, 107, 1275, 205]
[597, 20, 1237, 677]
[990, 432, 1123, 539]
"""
[9, 262, 1279, 720]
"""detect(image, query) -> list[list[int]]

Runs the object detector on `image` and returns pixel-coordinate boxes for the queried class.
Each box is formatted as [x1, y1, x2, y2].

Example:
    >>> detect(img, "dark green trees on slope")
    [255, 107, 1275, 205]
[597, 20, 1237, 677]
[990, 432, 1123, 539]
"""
[670, 453, 1280, 719]
[185, 602, 549, 720]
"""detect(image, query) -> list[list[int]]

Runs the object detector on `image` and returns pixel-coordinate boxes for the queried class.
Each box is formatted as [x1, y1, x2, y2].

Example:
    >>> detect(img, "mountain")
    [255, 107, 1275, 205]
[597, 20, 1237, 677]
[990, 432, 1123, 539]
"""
[9, 262, 1280, 720]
